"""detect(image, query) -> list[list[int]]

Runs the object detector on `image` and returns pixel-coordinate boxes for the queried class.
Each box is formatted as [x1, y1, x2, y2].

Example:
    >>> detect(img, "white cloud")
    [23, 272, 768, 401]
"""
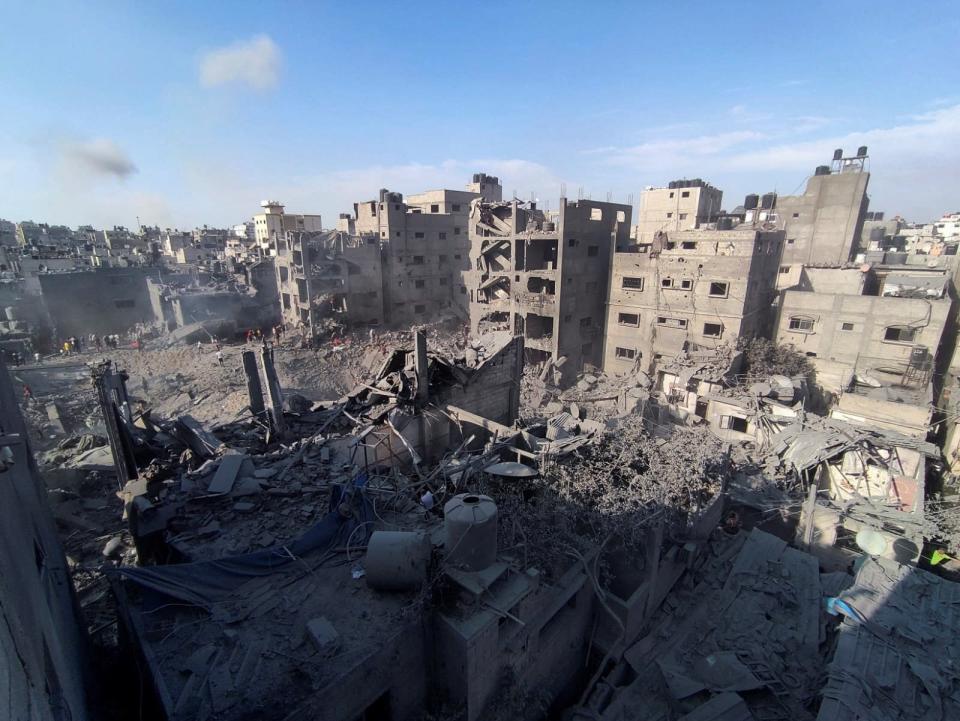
[199, 35, 280, 91]
[59, 137, 137, 180]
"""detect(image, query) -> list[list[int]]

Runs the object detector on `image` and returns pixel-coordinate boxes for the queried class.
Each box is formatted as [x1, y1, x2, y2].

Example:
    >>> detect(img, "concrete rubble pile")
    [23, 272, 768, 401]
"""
[572, 527, 960, 721]
[20, 328, 960, 721]
[21, 322, 773, 721]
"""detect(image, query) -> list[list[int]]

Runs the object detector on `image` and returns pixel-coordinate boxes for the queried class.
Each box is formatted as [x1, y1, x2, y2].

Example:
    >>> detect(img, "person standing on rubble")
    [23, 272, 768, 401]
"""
[216, 348, 224, 367]
[196, 340, 203, 355]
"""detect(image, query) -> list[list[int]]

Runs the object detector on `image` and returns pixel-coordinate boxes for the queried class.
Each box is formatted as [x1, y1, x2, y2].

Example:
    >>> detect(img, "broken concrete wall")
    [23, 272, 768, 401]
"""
[0, 362, 89, 721]
[442, 336, 524, 427]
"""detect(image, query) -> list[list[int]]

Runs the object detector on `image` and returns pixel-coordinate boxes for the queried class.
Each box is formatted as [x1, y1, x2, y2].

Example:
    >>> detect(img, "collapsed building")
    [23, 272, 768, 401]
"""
[39, 326, 740, 721]
[147, 260, 281, 340]
[466, 197, 632, 385]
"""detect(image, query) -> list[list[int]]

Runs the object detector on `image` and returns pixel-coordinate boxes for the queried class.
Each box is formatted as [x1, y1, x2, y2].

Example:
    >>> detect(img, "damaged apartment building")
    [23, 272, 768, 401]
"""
[776, 264, 955, 437]
[465, 196, 632, 384]
[273, 173, 503, 332]
[603, 192, 784, 374]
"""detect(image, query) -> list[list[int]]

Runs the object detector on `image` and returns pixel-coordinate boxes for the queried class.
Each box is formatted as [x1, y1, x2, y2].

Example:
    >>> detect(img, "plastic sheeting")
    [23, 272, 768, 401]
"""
[110, 483, 372, 611]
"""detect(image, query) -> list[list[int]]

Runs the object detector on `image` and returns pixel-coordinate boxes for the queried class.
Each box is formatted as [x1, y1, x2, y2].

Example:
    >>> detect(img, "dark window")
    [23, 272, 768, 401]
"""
[709, 282, 728, 297]
[414, 304, 426, 314]
[454, 227, 461, 235]
[666, 212, 673, 218]
[840, 322, 855, 331]
[703, 322, 723, 337]
[568, 238, 576, 247]
[615, 347, 636, 360]
[657, 316, 687, 329]
[778, 266, 790, 274]
[661, 278, 673, 288]
[669, 192, 675, 198]
[454, 254, 461, 260]
[681, 242, 695, 250]
[680, 279, 693, 289]
[415, 279, 425, 288]
[788, 317, 814, 331]
[681, 191, 690, 198]
[618, 312, 640, 326]
[720, 416, 749, 432]
[587, 245, 599, 257]
[430, 204, 439, 213]
[579, 317, 592, 328]
[414, 232, 425, 239]
[452, 204, 461, 212]
[395, 231, 401, 237]
[439, 277, 448, 286]
[622, 276, 645, 290]
[792, 212, 800, 218]
[884, 326, 917, 343]
[439, 232, 447, 240]
[679, 213, 688, 221]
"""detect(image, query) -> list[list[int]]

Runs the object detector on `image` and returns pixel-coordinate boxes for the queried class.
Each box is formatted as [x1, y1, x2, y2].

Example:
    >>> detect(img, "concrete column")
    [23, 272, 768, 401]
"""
[415, 330, 429, 403]
[242, 350, 265, 419]
[259, 342, 285, 433]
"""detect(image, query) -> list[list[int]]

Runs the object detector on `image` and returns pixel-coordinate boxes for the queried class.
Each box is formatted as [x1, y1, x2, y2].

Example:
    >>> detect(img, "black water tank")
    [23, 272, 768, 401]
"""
[857, 145, 868, 157]
[744, 194, 759, 210]
[668, 181, 677, 190]
[833, 148, 843, 161]
[815, 165, 830, 176]
[473, 173, 481, 183]
[875, 211, 884, 220]
[717, 216, 734, 230]
[761, 192, 777, 210]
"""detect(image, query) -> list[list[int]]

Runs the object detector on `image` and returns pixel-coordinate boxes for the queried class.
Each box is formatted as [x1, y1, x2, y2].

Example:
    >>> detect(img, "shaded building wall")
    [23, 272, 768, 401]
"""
[778, 170, 870, 270]
[603, 229, 783, 374]
[0, 363, 89, 721]
[38, 267, 160, 337]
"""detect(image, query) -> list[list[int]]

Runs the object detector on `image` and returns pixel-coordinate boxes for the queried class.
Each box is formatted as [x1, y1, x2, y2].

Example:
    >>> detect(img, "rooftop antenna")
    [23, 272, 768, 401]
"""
[578, 186, 583, 200]
[606, 191, 612, 202]
[560, 182, 567, 198]
[627, 192, 634, 207]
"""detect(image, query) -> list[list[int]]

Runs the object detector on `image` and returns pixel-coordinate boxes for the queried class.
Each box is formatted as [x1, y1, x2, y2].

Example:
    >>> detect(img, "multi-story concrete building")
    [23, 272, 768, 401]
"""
[467, 196, 632, 382]
[634, 179, 723, 243]
[775, 265, 954, 436]
[603, 226, 784, 374]
[275, 230, 384, 331]
[253, 201, 322, 258]
[348, 176, 502, 325]
[773, 148, 871, 286]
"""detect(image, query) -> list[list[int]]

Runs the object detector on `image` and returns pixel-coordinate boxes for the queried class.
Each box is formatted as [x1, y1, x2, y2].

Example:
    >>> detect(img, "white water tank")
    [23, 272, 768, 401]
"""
[444, 493, 497, 572]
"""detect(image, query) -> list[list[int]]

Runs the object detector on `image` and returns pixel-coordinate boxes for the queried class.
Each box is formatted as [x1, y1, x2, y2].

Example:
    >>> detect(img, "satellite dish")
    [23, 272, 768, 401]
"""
[855, 529, 888, 556]
[483, 462, 539, 479]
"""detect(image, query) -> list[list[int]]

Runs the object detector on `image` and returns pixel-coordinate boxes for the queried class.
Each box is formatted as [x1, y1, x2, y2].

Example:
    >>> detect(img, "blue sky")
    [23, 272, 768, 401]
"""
[1, 0, 958, 229]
